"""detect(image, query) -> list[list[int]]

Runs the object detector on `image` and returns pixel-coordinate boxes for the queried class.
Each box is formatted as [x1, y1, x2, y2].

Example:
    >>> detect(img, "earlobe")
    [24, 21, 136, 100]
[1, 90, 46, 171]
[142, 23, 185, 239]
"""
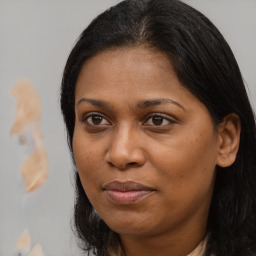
[216, 113, 241, 168]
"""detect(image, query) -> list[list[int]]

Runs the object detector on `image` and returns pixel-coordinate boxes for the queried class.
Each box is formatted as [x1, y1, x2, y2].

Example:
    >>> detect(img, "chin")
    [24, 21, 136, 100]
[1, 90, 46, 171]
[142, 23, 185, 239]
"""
[104, 217, 158, 237]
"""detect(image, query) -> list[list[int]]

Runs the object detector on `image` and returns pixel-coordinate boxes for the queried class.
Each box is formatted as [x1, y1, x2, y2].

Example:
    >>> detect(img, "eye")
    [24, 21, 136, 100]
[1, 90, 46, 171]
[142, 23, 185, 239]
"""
[144, 114, 174, 126]
[83, 113, 110, 126]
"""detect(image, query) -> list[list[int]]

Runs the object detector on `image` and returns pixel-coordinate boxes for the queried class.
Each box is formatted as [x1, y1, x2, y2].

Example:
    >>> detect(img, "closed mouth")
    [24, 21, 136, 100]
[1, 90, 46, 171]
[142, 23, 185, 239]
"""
[103, 181, 155, 205]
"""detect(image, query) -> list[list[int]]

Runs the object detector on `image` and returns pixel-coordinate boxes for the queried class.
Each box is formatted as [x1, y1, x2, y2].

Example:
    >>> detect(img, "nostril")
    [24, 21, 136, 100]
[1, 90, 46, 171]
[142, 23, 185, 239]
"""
[107, 162, 115, 168]
[126, 162, 141, 168]
[127, 162, 138, 166]
[107, 161, 139, 169]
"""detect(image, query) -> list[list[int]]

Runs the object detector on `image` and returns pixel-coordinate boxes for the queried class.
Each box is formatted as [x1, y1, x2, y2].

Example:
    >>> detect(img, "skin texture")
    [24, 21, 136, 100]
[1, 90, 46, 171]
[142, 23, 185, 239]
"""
[73, 47, 240, 256]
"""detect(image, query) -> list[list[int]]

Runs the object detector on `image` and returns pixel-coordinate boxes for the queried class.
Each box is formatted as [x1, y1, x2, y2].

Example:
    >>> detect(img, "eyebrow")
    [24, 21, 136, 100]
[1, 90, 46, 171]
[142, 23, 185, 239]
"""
[137, 98, 186, 111]
[76, 98, 111, 108]
[76, 97, 186, 111]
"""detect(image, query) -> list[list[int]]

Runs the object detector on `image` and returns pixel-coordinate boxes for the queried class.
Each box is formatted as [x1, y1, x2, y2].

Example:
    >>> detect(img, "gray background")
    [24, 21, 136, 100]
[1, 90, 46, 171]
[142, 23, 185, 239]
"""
[0, 0, 255, 255]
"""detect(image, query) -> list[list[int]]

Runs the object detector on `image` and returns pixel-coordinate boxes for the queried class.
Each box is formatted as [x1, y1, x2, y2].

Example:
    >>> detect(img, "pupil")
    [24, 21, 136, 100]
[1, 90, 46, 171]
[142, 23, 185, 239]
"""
[152, 116, 163, 125]
[92, 115, 102, 125]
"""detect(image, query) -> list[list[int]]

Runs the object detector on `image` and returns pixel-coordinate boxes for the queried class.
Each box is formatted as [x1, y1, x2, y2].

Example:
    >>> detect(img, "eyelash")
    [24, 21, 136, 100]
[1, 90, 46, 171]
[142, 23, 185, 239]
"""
[81, 112, 110, 126]
[80, 112, 176, 129]
[144, 114, 176, 126]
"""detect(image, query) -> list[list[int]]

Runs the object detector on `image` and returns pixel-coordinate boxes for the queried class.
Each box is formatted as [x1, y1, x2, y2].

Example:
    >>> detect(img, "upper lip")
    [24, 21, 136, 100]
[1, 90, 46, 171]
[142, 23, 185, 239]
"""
[103, 181, 155, 192]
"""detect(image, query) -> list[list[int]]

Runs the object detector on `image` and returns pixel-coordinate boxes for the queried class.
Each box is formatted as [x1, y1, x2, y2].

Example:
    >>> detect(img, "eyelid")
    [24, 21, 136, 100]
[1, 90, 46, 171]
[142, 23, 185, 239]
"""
[80, 112, 111, 124]
[143, 113, 177, 125]
[79, 111, 177, 127]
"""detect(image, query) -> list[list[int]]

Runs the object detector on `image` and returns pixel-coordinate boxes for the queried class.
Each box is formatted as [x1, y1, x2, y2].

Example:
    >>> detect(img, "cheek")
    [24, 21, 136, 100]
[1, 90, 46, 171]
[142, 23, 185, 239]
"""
[72, 129, 103, 191]
[73, 125, 102, 167]
[150, 128, 218, 198]
[149, 136, 217, 228]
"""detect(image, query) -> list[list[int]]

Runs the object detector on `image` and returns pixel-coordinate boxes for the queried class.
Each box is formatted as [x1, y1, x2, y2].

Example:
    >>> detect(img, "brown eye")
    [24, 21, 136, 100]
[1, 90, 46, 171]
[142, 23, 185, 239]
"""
[151, 116, 165, 125]
[144, 114, 174, 126]
[85, 114, 110, 126]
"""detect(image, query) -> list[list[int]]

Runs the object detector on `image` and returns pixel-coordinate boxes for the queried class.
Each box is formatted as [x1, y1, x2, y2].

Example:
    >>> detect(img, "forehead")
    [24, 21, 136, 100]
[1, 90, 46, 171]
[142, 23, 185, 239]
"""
[82, 46, 174, 73]
[75, 46, 184, 97]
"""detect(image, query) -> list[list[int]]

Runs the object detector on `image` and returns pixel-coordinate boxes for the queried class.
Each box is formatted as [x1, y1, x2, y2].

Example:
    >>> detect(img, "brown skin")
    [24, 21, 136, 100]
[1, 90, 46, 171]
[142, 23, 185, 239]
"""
[73, 47, 241, 256]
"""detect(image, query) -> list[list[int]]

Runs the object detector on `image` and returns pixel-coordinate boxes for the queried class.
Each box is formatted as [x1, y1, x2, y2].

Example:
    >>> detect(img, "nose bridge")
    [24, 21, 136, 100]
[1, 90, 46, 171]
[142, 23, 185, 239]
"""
[106, 123, 145, 168]
[114, 124, 135, 152]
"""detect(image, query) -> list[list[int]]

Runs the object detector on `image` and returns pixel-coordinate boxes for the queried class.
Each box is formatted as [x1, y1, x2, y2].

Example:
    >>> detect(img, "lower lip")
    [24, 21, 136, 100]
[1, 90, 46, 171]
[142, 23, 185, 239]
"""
[105, 190, 153, 205]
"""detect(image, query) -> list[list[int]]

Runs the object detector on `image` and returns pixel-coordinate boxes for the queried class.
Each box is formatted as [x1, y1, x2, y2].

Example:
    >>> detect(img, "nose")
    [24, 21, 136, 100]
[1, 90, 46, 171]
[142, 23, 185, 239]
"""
[105, 125, 146, 169]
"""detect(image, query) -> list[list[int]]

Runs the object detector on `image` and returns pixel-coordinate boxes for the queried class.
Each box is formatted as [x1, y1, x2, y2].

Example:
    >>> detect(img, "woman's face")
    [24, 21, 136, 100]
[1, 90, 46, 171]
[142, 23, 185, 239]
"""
[73, 47, 220, 239]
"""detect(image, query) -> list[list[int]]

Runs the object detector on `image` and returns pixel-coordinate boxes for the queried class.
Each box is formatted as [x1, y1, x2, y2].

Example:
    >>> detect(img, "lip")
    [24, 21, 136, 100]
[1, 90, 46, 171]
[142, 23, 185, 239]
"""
[103, 181, 155, 205]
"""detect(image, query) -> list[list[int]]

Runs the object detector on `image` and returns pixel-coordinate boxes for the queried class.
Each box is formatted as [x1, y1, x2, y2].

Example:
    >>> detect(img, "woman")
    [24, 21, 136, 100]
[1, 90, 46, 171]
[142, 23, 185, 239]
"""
[60, 0, 256, 255]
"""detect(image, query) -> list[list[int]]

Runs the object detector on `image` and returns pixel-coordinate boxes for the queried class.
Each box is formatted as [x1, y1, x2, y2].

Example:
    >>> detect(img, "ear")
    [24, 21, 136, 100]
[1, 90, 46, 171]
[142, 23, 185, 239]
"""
[216, 113, 241, 168]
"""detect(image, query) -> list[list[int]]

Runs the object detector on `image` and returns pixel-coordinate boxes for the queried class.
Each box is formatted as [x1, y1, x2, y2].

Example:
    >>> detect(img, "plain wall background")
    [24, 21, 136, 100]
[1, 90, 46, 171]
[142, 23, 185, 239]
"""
[0, 1, 255, 255]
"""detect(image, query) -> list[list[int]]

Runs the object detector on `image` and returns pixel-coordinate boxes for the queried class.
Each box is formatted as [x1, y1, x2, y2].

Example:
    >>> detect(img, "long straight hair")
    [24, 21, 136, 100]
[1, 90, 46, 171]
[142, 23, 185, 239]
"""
[60, 0, 256, 255]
